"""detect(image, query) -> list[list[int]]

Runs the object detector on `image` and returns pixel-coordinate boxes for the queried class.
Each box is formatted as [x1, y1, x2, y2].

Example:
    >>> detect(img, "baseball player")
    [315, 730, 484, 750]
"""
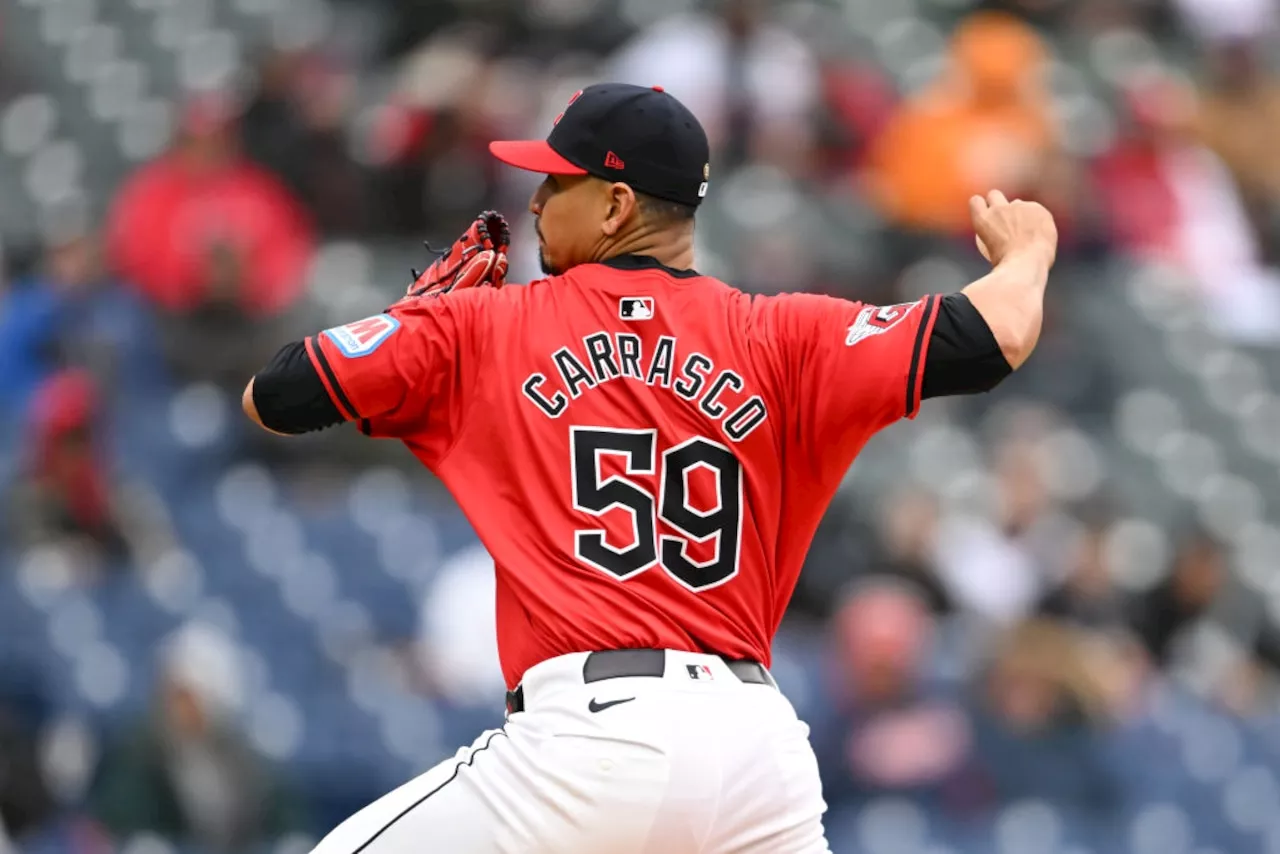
[243, 83, 1057, 853]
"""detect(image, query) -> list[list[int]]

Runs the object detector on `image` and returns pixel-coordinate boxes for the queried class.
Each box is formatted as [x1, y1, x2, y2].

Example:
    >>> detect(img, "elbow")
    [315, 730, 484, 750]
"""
[242, 377, 266, 429]
[998, 335, 1034, 372]
[242, 378, 290, 437]
[994, 312, 1042, 372]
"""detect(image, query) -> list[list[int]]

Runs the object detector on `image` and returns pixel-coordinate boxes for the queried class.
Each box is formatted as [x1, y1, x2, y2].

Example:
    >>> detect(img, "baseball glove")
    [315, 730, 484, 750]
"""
[403, 211, 510, 301]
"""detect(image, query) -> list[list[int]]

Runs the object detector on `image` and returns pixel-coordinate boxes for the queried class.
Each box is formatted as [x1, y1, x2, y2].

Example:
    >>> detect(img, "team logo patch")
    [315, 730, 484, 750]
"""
[323, 314, 401, 357]
[845, 301, 920, 347]
[686, 664, 714, 681]
[620, 297, 654, 320]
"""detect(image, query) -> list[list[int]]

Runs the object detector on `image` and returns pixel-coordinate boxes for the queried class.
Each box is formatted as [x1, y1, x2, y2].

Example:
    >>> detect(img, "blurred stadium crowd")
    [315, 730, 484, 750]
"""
[2, 0, 1280, 852]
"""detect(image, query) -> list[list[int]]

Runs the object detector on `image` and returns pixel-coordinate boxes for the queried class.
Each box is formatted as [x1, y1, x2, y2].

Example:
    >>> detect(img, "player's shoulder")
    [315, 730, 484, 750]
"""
[391, 282, 519, 318]
[739, 289, 854, 334]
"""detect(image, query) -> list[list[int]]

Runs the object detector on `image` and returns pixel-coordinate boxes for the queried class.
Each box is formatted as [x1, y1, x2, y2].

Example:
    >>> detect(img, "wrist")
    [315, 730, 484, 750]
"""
[1002, 242, 1055, 267]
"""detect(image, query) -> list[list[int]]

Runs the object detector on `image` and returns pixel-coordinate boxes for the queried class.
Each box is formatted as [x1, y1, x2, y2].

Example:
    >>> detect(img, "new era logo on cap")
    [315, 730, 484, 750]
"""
[604, 151, 625, 169]
[619, 297, 654, 320]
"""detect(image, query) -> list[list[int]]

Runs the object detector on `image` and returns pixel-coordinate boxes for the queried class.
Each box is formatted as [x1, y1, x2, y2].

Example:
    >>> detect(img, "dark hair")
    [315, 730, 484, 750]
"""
[637, 192, 696, 227]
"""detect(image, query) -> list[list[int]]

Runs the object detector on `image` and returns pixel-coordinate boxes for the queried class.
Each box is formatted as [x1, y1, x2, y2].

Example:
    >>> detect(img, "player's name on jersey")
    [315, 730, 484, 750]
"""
[521, 332, 768, 442]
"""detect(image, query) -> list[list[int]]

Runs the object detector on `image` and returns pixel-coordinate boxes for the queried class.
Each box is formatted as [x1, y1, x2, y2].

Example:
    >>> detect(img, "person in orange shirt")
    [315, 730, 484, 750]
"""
[865, 12, 1058, 235]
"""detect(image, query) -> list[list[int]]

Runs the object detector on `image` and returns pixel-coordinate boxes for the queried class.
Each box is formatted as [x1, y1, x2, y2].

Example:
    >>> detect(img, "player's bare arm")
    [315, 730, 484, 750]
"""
[962, 189, 1059, 370]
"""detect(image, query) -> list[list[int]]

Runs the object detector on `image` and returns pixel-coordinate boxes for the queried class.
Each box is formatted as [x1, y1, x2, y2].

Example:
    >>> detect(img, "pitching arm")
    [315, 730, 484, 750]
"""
[243, 341, 344, 436]
[960, 191, 1058, 370]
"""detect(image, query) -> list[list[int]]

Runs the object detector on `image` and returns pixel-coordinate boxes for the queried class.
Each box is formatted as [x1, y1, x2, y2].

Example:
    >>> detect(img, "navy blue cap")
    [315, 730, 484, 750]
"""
[490, 83, 711, 208]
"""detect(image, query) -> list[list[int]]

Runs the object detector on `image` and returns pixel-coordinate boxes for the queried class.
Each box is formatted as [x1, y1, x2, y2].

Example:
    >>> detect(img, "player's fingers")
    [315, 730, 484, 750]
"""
[975, 235, 991, 262]
[456, 250, 499, 291]
[491, 252, 509, 288]
[969, 195, 988, 220]
[987, 189, 1009, 207]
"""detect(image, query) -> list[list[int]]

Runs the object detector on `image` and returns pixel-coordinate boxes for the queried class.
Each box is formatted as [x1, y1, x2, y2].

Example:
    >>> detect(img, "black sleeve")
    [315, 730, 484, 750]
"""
[921, 293, 1012, 399]
[252, 341, 345, 434]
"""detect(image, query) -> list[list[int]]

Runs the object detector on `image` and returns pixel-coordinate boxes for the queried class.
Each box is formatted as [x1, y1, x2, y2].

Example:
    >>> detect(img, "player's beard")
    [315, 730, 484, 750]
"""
[538, 248, 560, 276]
[535, 220, 559, 275]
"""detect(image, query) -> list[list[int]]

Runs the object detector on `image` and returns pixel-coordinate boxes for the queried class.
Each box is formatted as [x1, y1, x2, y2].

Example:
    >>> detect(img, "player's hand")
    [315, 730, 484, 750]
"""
[403, 211, 511, 301]
[970, 190, 1058, 268]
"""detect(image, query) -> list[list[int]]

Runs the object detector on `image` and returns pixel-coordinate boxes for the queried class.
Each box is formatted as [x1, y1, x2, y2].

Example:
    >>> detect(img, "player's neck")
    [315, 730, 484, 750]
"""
[596, 229, 695, 272]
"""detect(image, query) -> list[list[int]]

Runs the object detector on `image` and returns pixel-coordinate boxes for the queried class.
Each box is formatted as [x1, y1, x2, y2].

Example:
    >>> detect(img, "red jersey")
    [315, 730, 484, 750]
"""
[307, 255, 939, 689]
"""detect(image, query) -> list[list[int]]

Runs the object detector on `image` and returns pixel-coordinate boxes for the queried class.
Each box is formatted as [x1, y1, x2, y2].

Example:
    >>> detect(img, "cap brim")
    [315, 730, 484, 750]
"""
[489, 140, 588, 176]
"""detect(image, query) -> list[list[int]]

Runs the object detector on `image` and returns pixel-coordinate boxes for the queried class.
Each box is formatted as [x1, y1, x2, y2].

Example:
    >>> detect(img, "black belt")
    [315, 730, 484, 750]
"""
[506, 649, 774, 714]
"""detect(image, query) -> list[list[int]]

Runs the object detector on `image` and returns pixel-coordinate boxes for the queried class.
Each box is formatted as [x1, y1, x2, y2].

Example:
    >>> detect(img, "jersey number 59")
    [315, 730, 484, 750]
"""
[570, 427, 741, 591]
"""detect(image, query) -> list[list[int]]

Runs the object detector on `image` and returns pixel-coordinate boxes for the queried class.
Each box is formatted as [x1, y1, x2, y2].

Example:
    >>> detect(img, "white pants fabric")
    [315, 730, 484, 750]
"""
[310, 650, 832, 853]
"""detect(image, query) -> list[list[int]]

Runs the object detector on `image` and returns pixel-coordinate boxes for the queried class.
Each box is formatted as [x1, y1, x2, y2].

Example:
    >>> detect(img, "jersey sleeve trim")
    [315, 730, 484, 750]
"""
[305, 335, 358, 421]
[906, 294, 940, 418]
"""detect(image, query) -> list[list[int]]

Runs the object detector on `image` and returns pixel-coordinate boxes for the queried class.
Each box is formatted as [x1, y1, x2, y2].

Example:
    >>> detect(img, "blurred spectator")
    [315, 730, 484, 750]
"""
[240, 49, 370, 235]
[863, 12, 1059, 234]
[793, 490, 878, 620]
[1037, 515, 1129, 633]
[107, 93, 316, 390]
[1093, 72, 1280, 341]
[1129, 530, 1227, 667]
[0, 254, 61, 420]
[814, 56, 897, 179]
[416, 543, 504, 705]
[1202, 635, 1276, 716]
[1194, 38, 1280, 259]
[1174, 0, 1277, 43]
[967, 620, 1122, 811]
[4, 370, 173, 575]
[367, 29, 509, 236]
[88, 623, 305, 852]
[608, 0, 819, 176]
[811, 581, 971, 808]
[0, 661, 110, 854]
[1254, 619, 1280, 674]
[0, 226, 149, 420]
[935, 432, 1077, 627]
[0, 679, 56, 847]
[1035, 513, 1147, 715]
[978, 0, 1181, 36]
[869, 488, 953, 616]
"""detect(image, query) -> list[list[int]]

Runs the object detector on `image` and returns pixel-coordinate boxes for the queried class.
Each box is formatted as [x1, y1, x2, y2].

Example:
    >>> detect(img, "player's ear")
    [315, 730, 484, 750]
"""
[601, 182, 637, 237]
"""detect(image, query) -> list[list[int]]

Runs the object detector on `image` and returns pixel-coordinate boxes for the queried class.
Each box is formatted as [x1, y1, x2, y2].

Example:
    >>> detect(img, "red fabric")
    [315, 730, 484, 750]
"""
[369, 103, 435, 165]
[488, 140, 588, 176]
[1092, 140, 1180, 259]
[107, 155, 314, 317]
[28, 370, 109, 530]
[820, 61, 898, 171]
[309, 268, 938, 689]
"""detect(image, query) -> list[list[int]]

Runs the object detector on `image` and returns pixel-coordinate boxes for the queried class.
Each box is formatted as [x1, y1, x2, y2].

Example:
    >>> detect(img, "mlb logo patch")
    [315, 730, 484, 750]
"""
[619, 297, 654, 320]
[324, 314, 400, 358]
[686, 664, 714, 681]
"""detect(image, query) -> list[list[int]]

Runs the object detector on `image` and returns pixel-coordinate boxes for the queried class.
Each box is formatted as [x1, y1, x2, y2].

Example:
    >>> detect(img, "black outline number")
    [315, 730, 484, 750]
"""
[570, 428, 742, 590]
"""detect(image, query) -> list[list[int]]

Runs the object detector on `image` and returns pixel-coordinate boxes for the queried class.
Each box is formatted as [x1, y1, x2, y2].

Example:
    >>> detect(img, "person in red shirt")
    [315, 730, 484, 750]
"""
[243, 83, 1057, 853]
[109, 94, 314, 389]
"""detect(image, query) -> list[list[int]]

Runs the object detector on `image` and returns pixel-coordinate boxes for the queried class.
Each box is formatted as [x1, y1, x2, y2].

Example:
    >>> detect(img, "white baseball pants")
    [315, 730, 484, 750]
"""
[309, 649, 832, 853]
